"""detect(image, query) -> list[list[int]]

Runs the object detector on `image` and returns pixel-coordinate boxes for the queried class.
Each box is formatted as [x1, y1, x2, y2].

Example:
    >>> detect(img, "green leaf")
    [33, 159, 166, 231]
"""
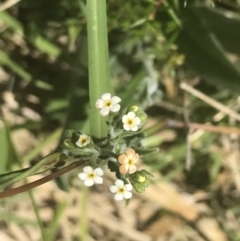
[108, 161, 121, 179]
[46, 201, 67, 241]
[0, 121, 10, 172]
[0, 120, 19, 173]
[119, 130, 142, 139]
[0, 11, 23, 33]
[177, 6, 240, 93]
[0, 152, 66, 187]
[29, 35, 60, 58]
[0, 50, 32, 81]
[134, 147, 159, 156]
[54, 175, 70, 192]
[192, 5, 240, 55]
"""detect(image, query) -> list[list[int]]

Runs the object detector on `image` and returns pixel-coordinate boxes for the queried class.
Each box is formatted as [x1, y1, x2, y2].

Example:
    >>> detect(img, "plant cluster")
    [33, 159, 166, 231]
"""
[60, 93, 154, 204]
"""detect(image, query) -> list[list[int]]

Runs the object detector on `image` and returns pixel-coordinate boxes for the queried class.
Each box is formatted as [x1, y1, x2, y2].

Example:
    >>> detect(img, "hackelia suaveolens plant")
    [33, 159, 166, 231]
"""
[76, 134, 90, 148]
[109, 179, 133, 201]
[118, 149, 139, 174]
[122, 111, 141, 131]
[95, 93, 121, 116]
[78, 166, 103, 186]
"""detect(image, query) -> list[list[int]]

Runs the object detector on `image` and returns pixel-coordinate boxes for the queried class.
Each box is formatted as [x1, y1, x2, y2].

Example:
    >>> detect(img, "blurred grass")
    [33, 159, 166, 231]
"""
[1, 0, 240, 240]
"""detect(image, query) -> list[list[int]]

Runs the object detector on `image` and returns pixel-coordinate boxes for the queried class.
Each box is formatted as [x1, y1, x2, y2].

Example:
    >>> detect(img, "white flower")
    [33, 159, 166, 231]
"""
[76, 134, 90, 147]
[78, 166, 103, 186]
[95, 93, 121, 116]
[109, 179, 133, 201]
[122, 111, 141, 131]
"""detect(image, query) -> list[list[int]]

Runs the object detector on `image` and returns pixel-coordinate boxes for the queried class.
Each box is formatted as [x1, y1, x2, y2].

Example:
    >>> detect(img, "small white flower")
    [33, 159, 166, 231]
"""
[95, 93, 121, 116]
[76, 134, 90, 147]
[78, 166, 103, 186]
[122, 111, 141, 131]
[109, 179, 133, 201]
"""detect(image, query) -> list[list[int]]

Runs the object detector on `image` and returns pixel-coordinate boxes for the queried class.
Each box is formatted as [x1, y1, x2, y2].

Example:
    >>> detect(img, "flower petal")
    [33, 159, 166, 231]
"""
[122, 115, 128, 123]
[84, 179, 94, 186]
[130, 125, 139, 131]
[94, 176, 103, 184]
[126, 149, 135, 157]
[135, 153, 139, 161]
[112, 96, 121, 104]
[78, 173, 87, 180]
[123, 191, 132, 199]
[118, 154, 128, 164]
[95, 99, 104, 109]
[100, 108, 110, 116]
[127, 111, 136, 118]
[83, 166, 93, 174]
[76, 141, 81, 148]
[115, 179, 124, 187]
[94, 168, 103, 176]
[111, 104, 120, 112]
[125, 184, 133, 191]
[134, 117, 141, 125]
[128, 165, 137, 174]
[123, 124, 130, 131]
[114, 193, 124, 201]
[101, 93, 111, 100]
[119, 164, 128, 174]
[109, 185, 117, 193]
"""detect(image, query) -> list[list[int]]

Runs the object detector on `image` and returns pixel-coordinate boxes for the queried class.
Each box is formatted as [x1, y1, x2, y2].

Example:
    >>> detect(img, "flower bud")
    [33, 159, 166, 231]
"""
[128, 169, 153, 193]
[135, 173, 146, 183]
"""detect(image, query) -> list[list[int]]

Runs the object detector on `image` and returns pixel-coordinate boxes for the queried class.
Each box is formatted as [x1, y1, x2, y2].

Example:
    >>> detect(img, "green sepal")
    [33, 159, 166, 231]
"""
[60, 129, 79, 150]
[60, 129, 98, 158]
[129, 169, 154, 193]
[127, 105, 141, 115]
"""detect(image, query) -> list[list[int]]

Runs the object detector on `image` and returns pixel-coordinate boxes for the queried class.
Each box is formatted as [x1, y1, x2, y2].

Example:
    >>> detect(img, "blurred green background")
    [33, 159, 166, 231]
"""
[1, 0, 240, 241]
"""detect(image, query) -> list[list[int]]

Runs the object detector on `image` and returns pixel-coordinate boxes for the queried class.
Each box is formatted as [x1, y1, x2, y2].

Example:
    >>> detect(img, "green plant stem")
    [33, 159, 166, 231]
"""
[28, 190, 46, 241]
[0, 160, 85, 198]
[80, 185, 89, 241]
[46, 201, 67, 241]
[6, 134, 47, 241]
[0, 152, 63, 187]
[87, 0, 112, 139]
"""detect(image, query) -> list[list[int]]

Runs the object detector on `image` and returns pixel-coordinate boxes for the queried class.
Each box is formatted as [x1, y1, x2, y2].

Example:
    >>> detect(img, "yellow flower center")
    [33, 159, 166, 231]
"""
[88, 173, 96, 179]
[128, 158, 134, 166]
[82, 138, 87, 144]
[118, 187, 125, 194]
[127, 119, 133, 125]
[104, 100, 112, 107]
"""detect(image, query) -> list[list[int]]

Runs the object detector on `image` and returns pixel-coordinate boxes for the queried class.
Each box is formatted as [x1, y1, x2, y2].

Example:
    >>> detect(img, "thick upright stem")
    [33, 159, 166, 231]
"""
[87, 0, 111, 139]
